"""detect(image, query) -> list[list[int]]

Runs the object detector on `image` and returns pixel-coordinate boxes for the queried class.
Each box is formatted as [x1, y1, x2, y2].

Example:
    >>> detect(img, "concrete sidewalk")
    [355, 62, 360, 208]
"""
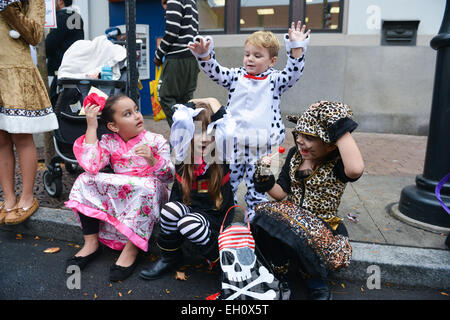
[2, 119, 449, 290]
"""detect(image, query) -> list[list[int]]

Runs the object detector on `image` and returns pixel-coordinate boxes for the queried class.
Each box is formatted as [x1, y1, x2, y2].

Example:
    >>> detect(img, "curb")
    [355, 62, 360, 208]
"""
[1, 206, 449, 289]
[389, 203, 450, 234]
[330, 242, 450, 289]
[0, 207, 83, 244]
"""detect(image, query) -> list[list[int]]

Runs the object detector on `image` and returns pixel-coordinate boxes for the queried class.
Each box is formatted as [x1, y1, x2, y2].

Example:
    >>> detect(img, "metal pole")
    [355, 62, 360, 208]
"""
[398, 0, 450, 228]
[125, 0, 138, 104]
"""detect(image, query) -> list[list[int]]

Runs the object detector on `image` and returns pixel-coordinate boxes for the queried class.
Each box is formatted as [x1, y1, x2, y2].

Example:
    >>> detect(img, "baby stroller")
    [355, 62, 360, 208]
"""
[43, 78, 127, 197]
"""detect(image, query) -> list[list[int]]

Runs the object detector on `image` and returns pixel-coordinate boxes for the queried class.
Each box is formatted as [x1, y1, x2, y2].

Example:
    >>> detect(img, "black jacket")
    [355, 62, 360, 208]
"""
[170, 163, 235, 231]
[45, 8, 84, 76]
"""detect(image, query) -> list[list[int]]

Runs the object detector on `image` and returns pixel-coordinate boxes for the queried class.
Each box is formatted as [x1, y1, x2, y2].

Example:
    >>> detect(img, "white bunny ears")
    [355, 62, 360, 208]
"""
[170, 104, 205, 162]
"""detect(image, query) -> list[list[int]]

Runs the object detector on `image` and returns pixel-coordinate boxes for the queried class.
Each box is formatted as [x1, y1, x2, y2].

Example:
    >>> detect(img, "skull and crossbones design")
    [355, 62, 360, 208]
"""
[220, 246, 277, 300]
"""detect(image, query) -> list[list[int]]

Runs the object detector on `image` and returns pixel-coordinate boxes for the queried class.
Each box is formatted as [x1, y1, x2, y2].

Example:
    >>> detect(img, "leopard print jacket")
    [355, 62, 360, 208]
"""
[287, 151, 346, 228]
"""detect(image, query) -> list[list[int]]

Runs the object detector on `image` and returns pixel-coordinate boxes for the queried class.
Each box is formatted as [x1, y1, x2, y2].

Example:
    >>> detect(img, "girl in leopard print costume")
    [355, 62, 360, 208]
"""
[252, 101, 364, 300]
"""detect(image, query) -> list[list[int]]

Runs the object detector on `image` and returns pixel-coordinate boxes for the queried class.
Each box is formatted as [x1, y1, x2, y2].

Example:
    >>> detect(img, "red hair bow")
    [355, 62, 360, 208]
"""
[83, 93, 106, 111]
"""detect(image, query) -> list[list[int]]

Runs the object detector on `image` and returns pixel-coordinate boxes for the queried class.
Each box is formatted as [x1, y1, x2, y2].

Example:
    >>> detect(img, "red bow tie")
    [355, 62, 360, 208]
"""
[193, 159, 207, 176]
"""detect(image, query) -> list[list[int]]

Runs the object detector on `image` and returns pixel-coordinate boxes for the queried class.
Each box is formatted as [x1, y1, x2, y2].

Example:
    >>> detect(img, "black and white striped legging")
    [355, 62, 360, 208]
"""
[160, 201, 211, 246]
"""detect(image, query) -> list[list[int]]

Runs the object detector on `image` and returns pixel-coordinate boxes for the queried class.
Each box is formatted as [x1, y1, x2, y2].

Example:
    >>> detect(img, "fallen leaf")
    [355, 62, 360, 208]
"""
[16, 234, 23, 240]
[440, 291, 448, 296]
[165, 289, 170, 294]
[43, 247, 60, 254]
[128, 290, 132, 295]
[175, 271, 188, 281]
[109, 283, 113, 287]
[94, 293, 98, 299]
[340, 283, 345, 289]
[360, 286, 365, 292]
[385, 282, 392, 287]
[118, 292, 122, 297]
[34, 243, 38, 247]
[34, 236, 40, 240]
[74, 244, 80, 249]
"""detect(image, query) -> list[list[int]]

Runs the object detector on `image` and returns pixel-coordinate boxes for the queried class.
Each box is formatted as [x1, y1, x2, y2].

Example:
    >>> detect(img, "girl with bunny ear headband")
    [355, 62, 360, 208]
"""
[140, 98, 237, 281]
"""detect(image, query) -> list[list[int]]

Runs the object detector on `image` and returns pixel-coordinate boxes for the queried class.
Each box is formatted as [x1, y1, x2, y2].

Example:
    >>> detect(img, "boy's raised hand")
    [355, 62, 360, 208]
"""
[188, 36, 212, 60]
[288, 21, 311, 42]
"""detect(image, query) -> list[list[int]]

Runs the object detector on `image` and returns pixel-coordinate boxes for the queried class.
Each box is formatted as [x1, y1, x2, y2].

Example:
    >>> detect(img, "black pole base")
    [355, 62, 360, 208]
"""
[399, 184, 450, 228]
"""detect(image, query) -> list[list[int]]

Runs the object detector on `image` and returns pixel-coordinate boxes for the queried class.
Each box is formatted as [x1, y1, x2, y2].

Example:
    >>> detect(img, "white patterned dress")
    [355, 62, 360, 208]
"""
[65, 130, 175, 252]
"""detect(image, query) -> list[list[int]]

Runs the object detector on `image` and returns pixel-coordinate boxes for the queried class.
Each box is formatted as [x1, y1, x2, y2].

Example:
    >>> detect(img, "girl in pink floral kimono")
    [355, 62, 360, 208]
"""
[65, 94, 175, 281]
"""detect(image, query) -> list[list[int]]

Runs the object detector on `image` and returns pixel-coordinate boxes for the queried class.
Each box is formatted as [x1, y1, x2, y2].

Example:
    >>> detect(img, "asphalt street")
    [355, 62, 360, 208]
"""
[1, 230, 449, 302]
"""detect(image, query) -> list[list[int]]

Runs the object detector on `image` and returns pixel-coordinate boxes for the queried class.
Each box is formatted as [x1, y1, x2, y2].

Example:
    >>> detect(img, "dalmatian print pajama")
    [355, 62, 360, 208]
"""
[197, 48, 306, 221]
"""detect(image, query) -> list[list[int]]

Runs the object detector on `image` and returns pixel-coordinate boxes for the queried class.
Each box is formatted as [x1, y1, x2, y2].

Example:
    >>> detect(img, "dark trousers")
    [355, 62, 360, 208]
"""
[158, 56, 199, 127]
[78, 213, 99, 235]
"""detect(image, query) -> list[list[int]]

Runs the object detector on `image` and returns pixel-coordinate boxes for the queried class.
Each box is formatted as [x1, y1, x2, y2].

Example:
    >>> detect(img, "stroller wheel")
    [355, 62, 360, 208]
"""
[43, 170, 63, 198]
[65, 162, 79, 174]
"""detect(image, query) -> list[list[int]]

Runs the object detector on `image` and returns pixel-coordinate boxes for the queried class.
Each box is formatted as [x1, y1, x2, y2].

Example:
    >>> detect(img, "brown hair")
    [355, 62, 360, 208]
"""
[245, 31, 280, 58]
[181, 102, 223, 210]
[99, 94, 128, 126]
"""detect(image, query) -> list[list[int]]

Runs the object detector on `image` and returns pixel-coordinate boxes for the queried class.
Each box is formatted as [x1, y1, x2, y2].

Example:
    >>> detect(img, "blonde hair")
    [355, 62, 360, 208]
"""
[245, 31, 280, 58]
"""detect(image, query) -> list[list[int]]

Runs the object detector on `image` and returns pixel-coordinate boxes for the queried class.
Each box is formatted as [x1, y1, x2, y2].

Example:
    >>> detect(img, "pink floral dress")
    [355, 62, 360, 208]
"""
[65, 130, 175, 252]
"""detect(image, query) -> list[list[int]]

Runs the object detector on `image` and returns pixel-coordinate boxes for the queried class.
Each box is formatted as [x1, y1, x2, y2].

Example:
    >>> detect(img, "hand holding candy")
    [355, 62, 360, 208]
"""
[260, 146, 286, 172]
[269, 146, 286, 159]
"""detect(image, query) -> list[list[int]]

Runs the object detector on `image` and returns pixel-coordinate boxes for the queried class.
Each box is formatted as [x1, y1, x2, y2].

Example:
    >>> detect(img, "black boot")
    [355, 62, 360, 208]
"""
[139, 247, 183, 280]
[306, 277, 332, 300]
[139, 234, 183, 280]
[272, 262, 291, 300]
[199, 236, 220, 270]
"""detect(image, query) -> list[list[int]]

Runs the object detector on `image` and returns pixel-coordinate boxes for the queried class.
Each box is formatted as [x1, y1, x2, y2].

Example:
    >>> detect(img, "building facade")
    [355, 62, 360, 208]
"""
[73, 0, 446, 135]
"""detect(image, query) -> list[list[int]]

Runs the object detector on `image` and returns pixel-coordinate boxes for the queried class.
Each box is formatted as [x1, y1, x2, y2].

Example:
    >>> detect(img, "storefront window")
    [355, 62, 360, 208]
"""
[240, 0, 290, 32]
[197, 0, 344, 34]
[305, 0, 342, 31]
[198, 0, 225, 32]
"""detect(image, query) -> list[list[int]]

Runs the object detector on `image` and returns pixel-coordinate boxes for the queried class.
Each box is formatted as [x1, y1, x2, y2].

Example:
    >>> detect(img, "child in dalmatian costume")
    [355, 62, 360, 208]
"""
[188, 21, 311, 222]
